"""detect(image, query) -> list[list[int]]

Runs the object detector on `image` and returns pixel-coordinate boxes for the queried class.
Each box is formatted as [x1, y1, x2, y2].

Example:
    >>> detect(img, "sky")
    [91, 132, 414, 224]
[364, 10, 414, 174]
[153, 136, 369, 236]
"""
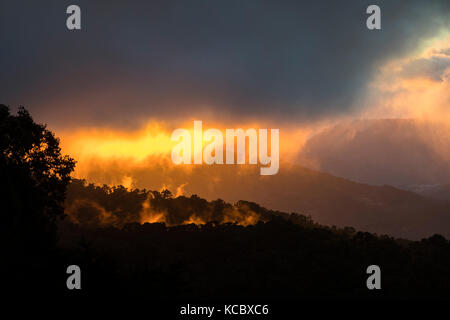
[1, 0, 449, 129]
[1, 0, 450, 195]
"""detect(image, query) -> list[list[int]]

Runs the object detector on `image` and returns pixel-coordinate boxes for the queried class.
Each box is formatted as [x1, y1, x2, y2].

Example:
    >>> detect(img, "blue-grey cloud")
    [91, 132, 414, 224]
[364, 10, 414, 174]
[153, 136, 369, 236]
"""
[400, 55, 450, 81]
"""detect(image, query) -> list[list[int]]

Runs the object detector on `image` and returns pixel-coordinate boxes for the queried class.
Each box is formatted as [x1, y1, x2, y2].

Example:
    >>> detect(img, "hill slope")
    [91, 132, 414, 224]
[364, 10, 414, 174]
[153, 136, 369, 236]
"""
[66, 172, 450, 239]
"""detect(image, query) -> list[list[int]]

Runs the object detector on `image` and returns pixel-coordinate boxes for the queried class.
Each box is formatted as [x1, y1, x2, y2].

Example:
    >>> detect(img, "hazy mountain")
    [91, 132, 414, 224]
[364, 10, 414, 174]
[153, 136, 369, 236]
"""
[68, 165, 450, 240]
[406, 183, 450, 202]
[193, 165, 450, 240]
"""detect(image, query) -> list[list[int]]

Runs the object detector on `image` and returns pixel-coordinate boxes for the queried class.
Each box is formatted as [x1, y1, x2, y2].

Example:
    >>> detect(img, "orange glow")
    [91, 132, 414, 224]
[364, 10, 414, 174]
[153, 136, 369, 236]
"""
[60, 122, 174, 161]
[140, 195, 167, 224]
[58, 118, 315, 184]
[183, 215, 206, 225]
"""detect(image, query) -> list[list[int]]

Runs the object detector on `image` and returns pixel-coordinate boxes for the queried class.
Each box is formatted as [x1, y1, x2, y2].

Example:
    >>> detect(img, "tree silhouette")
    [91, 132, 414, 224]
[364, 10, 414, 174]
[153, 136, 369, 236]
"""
[1, 105, 75, 251]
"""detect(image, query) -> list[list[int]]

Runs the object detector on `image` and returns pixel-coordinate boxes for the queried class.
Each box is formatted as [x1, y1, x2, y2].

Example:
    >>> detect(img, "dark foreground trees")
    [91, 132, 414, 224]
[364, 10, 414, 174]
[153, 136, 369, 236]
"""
[1, 105, 75, 293]
[57, 218, 450, 299]
[59, 175, 450, 299]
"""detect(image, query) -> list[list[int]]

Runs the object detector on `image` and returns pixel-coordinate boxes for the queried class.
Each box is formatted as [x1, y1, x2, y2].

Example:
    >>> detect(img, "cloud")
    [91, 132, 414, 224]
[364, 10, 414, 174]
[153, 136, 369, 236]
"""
[298, 118, 450, 186]
[399, 55, 450, 81]
[1, 0, 449, 128]
[434, 48, 450, 56]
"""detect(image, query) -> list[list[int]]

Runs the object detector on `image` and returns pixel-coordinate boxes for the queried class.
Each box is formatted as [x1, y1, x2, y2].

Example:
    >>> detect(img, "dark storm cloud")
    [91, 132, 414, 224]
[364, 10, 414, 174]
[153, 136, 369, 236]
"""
[0, 0, 449, 128]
